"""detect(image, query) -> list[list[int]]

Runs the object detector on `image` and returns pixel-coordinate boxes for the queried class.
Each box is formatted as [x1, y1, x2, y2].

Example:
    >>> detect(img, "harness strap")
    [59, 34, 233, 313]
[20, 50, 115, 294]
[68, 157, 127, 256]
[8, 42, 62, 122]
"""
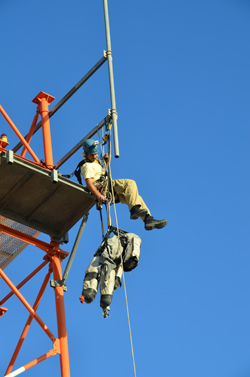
[74, 157, 102, 185]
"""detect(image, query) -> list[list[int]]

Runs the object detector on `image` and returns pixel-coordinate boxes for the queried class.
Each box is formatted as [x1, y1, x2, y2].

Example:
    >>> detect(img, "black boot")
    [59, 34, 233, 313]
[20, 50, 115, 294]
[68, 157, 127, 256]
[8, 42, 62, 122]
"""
[144, 215, 168, 231]
[130, 205, 148, 220]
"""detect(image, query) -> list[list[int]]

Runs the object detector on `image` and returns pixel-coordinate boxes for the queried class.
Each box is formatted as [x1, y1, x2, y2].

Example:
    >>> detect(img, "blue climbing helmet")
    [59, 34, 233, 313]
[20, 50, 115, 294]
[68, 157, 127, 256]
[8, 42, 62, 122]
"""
[83, 138, 99, 154]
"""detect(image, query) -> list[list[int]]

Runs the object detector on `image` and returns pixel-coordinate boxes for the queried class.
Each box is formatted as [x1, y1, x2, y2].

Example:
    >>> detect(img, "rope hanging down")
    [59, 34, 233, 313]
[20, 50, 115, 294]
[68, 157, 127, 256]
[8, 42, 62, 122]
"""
[106, 129, 137, 377]
[92, 124, 137, 376]
[62, 120, 137, 377]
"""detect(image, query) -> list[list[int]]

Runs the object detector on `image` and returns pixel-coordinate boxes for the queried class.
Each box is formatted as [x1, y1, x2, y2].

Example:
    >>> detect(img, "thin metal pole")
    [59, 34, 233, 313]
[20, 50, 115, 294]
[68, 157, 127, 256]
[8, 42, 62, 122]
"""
[103, 0, 120, 157]
[62, 214, 88, 282]
[54, 117, 108, 169]
[12, 55, 108, 153]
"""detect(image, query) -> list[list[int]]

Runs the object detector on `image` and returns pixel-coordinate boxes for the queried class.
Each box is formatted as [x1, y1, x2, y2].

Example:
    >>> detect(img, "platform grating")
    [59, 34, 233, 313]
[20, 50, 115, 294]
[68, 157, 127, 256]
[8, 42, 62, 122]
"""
[0, 216, 39, 270]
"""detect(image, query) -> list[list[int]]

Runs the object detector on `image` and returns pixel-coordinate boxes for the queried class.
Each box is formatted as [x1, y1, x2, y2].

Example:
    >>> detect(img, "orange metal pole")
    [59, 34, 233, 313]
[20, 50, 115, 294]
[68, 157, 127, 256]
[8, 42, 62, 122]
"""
[0, 260, 49, 305]
[51, 246, 71, 377]
[0, 223, 51, 252]
[5, 349, 56, 377]
[0, 105, 40, 163]
[5, 270, 51, 375]
[22, 349, 56, 370]
[39, 98, 54, 168]
[0, 268, 56, 342]
[0, 224, 68, 258]
[0, 306, 8, 316]
[20, 112, 39, 158]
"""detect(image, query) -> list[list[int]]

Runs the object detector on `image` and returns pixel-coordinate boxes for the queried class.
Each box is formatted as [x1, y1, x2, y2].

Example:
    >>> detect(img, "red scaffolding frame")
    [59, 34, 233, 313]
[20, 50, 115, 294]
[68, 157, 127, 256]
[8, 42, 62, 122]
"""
[0, 6, 119, 371]
[0, 92, 72, 377]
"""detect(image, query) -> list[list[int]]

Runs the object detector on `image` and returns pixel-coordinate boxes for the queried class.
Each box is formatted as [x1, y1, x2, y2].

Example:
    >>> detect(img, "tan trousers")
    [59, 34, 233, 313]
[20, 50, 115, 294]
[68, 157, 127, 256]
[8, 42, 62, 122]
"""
[112, 179, 150, 220]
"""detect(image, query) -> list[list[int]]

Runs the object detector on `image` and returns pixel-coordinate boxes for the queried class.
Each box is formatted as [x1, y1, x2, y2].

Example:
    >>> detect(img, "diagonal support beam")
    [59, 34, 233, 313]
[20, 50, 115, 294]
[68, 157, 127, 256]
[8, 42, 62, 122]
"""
[0, 106, 40, 163]
[62, 213, 88, 283]
[4, 348, 57, 377]
[13, 54, 108, 153]
[0, 261, 49, 305]
[5, 270, 52, 375]
[20, 113, 39, 158]
[54, 116, 109, 169]
[0, 268, 56, 342]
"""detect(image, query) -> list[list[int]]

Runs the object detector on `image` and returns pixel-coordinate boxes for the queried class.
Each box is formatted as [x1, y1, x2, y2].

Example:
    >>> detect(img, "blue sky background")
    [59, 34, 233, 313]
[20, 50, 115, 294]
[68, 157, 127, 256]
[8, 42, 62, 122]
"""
[0, 1, 249, 376]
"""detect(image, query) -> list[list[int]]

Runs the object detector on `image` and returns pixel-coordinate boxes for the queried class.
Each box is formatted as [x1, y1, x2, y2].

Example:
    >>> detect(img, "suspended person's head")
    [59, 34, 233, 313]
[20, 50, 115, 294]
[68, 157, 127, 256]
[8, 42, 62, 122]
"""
[83, 139, 99, 160]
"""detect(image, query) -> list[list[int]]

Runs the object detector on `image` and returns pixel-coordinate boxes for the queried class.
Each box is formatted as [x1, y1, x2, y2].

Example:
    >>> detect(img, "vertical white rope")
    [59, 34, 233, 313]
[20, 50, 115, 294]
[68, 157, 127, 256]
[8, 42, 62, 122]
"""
[97, 130, 105, 158]
[108, 148, 137, 377]
[121, 270, 137, 377]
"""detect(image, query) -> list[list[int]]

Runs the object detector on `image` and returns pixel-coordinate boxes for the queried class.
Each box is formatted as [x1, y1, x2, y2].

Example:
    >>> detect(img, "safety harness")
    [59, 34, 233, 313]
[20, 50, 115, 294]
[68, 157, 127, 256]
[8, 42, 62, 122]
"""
[74, 157, 102, 185]
[95, 226, 141, 273]
[72, 157, 111, 198]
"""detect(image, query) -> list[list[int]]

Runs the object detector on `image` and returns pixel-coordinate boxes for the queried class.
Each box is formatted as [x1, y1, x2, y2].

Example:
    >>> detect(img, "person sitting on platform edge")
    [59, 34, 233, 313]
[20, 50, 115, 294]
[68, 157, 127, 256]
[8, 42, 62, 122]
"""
[81, 138, 168, 231]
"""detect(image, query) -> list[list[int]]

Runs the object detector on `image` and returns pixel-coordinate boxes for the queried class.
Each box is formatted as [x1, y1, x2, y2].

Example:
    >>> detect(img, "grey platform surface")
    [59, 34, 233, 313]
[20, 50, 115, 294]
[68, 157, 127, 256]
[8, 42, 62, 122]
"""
[0, 151, 95, 240]
[0, 216, 40, 270]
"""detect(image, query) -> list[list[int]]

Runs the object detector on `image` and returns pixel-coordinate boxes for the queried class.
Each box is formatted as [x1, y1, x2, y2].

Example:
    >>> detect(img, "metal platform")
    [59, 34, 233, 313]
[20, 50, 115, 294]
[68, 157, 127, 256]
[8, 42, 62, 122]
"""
[0, 151, 95, 241]
[0, 216, 40, 270]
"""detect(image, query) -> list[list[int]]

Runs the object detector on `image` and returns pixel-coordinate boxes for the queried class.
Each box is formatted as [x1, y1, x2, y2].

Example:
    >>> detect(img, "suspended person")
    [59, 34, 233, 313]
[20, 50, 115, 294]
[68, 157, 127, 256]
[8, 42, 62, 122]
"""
[80, 230, 142, 318]
[80, 138, 168, 231]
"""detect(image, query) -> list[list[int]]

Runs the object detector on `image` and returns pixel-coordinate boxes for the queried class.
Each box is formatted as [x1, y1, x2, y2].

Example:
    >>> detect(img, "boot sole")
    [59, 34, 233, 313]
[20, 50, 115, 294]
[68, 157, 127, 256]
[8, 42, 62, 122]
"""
[130, 209, 148, 220]
[145, 220, 168, 231]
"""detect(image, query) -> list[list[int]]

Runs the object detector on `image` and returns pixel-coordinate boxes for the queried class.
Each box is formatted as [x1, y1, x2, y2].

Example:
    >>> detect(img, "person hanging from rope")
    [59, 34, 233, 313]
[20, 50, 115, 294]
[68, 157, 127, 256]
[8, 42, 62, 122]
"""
[79, 138, 168, 231]
[80, 229, 142, 318]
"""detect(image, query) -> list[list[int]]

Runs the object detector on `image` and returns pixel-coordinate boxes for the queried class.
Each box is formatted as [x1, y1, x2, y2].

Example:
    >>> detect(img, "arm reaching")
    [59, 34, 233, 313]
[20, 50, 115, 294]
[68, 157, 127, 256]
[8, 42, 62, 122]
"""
[85, 177, 106, 203]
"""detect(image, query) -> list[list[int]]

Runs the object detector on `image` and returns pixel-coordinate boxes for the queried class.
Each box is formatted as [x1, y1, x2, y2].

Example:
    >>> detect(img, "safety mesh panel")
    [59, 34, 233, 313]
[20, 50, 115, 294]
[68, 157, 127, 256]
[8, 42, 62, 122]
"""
[0, 216, 38, 269]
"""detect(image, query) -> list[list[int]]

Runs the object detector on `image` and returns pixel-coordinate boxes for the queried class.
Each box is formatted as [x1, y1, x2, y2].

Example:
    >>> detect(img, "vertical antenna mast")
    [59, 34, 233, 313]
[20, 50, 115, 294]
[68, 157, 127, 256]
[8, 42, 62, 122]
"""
[103, 0, 119, 157]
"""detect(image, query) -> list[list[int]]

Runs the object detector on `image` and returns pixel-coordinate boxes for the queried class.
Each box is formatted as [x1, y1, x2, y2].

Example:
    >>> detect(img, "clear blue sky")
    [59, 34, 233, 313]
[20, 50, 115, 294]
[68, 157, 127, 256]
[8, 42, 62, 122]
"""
[0, 1, 249, 376]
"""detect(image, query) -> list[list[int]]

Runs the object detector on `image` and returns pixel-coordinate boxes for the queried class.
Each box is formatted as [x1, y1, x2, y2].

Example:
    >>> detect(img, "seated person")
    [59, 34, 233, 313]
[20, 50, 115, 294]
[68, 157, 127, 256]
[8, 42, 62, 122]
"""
[81, 138, 168, 231]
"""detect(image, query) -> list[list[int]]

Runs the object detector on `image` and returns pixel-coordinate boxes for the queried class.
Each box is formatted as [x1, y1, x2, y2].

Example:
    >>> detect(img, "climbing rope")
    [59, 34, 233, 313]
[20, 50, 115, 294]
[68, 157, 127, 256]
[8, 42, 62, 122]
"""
[85, 125, 137, 376]
[107, 132, 137, 377]
[97, 130, 105, 159]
